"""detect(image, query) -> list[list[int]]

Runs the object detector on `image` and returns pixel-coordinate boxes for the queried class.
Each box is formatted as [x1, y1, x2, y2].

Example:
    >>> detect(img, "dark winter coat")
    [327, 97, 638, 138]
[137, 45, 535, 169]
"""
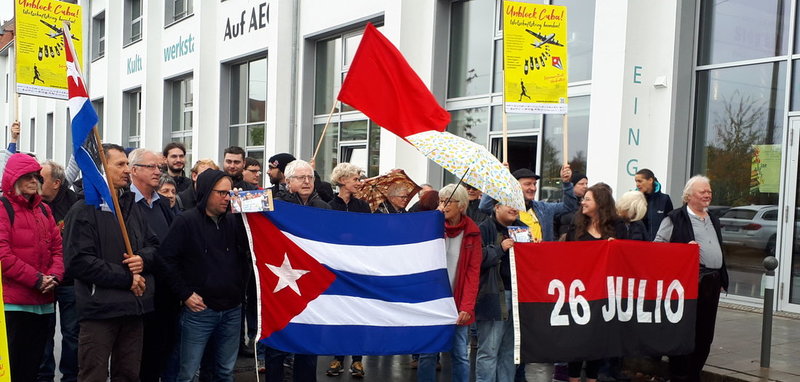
[63, 190, 159, 321]
[475, 217, 524, 321]
[663, 205, 729, 290]
[329, 195, 371, 213]
[159, 170, 251, 311]
[279, 191, 332, 209]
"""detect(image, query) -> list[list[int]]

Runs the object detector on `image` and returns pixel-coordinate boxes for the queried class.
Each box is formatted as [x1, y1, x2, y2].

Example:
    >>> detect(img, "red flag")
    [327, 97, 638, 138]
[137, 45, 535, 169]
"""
[338, 23, 450, 138]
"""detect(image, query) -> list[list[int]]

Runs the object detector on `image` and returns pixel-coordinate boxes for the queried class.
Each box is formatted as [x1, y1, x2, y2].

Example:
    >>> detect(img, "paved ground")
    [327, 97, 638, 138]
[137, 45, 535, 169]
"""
[231, 303, 800, 381]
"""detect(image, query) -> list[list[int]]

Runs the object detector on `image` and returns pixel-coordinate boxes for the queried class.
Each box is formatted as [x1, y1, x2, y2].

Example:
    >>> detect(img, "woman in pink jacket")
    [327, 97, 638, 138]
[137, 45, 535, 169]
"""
[0, 153, 64, 382]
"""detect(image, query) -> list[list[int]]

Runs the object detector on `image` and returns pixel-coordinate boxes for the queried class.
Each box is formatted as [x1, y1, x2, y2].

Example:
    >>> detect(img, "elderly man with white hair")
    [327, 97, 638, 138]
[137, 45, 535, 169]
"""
[654, 175, 729, 382]
[277, 159, 331, 209]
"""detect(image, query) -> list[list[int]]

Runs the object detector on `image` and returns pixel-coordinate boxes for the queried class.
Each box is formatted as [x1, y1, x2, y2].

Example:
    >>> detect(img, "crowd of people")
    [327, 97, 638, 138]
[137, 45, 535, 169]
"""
[0, 121, 726, 382]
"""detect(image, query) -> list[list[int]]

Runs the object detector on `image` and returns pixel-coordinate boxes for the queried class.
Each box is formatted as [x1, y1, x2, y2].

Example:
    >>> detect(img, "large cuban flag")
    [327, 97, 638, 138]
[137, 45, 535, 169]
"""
[63, 28, 115, 212]
[244, 200, 457, 355]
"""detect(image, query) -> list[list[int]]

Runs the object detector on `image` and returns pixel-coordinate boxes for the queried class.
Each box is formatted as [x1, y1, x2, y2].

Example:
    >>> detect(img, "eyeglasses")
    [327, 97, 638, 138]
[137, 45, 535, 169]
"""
[134, 164, 159, 170]
[290, 175, 314, 182]
[211, 189, 231, 198]
[246, 169, 262, 174]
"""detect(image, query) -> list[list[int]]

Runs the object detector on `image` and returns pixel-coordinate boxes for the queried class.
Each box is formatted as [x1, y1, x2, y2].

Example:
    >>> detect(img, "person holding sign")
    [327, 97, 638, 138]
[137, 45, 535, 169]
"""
[564, 184, 628, 382]
[0, 154, 64, 382]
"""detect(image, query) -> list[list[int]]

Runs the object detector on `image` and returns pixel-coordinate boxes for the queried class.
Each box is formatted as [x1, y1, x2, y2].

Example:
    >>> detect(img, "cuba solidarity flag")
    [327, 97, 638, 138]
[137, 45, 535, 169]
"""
[513, 240, 699, 363]
[243, 201, 457, 355]
[63, 27, 115, 212]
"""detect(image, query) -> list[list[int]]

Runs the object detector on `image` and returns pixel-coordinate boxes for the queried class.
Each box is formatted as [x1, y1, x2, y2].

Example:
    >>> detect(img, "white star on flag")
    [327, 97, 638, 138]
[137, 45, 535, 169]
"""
[66, 60, 82, 88]
[266, 254, 310, 295]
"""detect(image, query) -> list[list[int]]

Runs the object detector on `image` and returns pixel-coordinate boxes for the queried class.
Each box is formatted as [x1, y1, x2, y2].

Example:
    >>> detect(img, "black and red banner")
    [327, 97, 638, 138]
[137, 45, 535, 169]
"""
[513, 240, 699, 363]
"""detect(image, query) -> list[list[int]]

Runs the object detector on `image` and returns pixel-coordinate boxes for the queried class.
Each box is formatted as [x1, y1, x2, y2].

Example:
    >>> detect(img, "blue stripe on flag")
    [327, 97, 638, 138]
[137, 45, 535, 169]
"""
[324, 268, 452, 303]
[261, 323, 455, 355]
[265, 200, 444, 245]
[71, 101, 114, 212]
[71, 101, 98, 141]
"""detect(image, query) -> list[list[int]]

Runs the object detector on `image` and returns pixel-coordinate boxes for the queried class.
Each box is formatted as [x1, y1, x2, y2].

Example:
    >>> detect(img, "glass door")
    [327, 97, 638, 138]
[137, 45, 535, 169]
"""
[778, 118, 800, 312]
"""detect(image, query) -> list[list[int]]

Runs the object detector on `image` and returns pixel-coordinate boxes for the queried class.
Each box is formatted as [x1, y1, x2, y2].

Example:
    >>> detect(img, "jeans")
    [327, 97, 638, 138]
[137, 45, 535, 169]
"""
[418, 325, 469, 382]
[177, 305, 241, 382]
[476, 292, 515, 382]
[38, 285, 79, 382]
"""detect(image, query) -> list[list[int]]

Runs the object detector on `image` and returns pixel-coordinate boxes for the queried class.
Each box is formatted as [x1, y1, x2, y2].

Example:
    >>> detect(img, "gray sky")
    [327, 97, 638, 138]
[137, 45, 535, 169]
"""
[1, 2, 12, 25]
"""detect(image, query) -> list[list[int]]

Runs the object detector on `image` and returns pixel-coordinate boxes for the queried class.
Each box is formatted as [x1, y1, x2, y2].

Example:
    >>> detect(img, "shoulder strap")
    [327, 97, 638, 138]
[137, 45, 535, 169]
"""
[0, 196, 14, 226]
[39, 203, 49, 218]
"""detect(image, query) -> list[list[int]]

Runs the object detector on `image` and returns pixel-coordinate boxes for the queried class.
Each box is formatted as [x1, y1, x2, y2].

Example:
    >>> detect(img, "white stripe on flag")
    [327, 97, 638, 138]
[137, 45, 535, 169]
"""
[67, 96, 88, 119]
[282, 232, 446, 276]
[290, 295, 458, 326]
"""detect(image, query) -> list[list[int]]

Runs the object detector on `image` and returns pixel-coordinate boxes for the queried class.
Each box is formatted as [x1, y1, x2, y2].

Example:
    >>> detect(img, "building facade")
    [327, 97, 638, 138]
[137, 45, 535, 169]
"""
[2, 0, 800, 312]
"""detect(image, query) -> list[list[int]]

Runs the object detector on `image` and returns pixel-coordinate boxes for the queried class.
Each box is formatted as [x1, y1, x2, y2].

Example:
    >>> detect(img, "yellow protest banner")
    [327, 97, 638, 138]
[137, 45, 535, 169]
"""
[0, 269, 10, 382]
[503, 1, 568, 114]
[14, 0, 84, 100]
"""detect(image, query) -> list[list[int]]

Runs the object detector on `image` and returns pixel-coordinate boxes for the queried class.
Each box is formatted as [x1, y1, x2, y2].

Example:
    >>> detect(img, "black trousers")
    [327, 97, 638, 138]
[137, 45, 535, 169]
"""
[5, 311, 53, 382]
[78, 316, 144, 382]
[669, 271, 722, 382]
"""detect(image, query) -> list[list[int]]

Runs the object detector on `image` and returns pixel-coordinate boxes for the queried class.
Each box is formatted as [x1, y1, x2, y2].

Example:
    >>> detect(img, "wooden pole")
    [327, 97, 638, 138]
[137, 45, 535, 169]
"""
[63, 22, 133, 257]
[562, 114, 569, 166]
[311, 102, 338, 162]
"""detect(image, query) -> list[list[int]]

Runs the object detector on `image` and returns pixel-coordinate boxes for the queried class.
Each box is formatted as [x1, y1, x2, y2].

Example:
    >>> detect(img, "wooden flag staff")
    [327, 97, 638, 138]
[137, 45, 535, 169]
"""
[311, 102, 338, 162]
[63, 22, 134, 258]
[562, 114, 569, 166]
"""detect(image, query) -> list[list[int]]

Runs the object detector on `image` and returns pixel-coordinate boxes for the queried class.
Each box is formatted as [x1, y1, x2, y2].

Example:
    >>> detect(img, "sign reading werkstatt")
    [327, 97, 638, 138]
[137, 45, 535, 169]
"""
[14, 0, 85, 99]
[503, 1, 568, 114]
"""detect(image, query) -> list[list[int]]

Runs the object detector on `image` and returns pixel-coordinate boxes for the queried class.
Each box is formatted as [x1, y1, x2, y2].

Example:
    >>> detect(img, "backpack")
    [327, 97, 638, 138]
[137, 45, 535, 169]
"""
[0, 196, 49, 226]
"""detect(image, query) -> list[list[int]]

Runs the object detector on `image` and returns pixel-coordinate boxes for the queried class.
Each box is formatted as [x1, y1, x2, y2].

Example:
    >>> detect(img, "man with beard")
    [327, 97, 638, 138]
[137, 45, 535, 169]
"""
[223, 146, 256, 191]
[266, 153, 295, 200]
[163, 143, 191, 192]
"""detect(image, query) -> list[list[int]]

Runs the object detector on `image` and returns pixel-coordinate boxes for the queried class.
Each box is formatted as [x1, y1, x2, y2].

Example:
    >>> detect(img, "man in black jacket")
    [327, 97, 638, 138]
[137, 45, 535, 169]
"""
[655, 175, 728, 382]
[63, 144, 158, 382]
[160, 169, 251, 381]
[224, 146, 256, 191]
[38, 160, 81, 382]
[278, 160, 331, 209]
[163, 142, 191, 192]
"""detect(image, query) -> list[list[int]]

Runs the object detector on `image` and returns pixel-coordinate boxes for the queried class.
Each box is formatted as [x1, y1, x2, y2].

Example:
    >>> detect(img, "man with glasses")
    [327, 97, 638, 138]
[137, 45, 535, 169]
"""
[160, 169, 251, 381]
[243, 157, 262, 189]
[376, 183, 412, 214]
[128, 148, 178, 382]
[63, 144, 159, 382]
[278, 160, 331, 209]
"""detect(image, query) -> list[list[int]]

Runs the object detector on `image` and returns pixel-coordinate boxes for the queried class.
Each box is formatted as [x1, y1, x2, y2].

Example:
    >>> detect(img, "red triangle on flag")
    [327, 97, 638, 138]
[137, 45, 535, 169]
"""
[248, 213, 336, 338]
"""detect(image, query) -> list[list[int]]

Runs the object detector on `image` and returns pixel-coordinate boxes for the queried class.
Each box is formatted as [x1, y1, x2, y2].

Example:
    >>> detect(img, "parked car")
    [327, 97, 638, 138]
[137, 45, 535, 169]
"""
[719, 205, 778, 255]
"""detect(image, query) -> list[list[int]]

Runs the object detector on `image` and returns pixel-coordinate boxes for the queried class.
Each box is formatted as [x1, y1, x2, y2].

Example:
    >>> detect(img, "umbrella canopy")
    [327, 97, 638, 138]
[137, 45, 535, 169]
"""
[406, 130, 525, 211]
[353, 169, 422, 213]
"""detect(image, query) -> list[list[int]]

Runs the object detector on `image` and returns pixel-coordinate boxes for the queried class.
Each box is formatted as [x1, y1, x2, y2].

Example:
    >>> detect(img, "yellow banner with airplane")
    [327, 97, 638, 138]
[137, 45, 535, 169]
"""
[15, 0, 84, 99]
[0, 269, 11, 382]
[503, 1, 567, 114]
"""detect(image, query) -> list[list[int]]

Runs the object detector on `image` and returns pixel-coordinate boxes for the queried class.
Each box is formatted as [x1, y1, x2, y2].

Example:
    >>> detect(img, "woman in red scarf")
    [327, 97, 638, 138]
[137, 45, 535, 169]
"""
[417, 184, 482, 382]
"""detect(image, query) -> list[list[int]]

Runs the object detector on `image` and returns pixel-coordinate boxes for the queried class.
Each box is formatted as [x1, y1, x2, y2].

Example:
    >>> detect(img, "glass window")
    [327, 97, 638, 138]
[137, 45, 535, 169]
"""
[552, 0, 595, 82]
[124, 0, 143, 44]
[229, 58, 267, 159]
[92, 12, 105, 60]
[30, 118, 36, 153]
[449, 107, 489, 147]
[46, 113, 53, 159]
[693, 62, 785, 299]
[448, 0, 494, 98]
[91, 98, 104, 137]
[124, 89, 142, 148]
[168, 77, 193, 165]
[541, 95, 590, 200]
[166, 0, 193, 24]
[698, 0, 789, 65]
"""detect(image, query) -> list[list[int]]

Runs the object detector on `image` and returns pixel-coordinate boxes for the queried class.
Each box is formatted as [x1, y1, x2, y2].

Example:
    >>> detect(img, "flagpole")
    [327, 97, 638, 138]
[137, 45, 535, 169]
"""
[311, 102, 338, 162]
[562, 114, 569, 166]
[63, 22, 134, 258]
